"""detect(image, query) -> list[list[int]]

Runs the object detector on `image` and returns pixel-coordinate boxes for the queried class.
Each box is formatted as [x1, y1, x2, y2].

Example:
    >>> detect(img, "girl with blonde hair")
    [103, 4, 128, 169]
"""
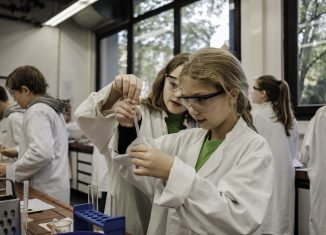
[112, 48, 274, 234]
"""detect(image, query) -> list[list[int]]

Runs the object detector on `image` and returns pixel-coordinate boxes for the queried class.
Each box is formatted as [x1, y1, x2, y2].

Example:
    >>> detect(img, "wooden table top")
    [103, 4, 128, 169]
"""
[15, 184, 72, 235]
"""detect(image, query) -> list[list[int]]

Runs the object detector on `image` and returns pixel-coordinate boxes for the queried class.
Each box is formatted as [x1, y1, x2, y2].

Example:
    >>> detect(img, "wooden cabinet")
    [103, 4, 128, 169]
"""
[69, 143, 94, 194]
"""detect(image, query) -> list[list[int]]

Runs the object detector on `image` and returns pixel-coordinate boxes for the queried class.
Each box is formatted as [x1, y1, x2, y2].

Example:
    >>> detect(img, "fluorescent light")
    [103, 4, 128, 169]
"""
[44, 0, 99, 27]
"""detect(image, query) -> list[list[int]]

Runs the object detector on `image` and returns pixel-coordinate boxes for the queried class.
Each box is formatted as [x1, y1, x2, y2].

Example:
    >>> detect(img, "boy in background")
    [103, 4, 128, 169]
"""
[0, 65, 70, 203]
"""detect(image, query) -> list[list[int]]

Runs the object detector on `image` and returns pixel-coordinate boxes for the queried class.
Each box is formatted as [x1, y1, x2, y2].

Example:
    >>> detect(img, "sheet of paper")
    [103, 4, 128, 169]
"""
[20, 198, 55, 213]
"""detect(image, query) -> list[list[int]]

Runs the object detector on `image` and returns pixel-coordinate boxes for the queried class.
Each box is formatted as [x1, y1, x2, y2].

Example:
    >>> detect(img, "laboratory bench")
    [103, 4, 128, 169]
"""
[15, 183, 72, 235]
[14, 184, 130, 235]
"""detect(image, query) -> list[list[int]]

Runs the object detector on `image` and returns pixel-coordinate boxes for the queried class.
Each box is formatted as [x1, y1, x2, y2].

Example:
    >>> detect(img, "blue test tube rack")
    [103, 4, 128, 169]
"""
[73, 203, 125, 235]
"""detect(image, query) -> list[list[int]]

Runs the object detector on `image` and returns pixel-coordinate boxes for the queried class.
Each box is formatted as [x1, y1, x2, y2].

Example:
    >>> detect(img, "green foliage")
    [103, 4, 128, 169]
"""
[298, 0, 326, 105]
[131, 0, 227, 86]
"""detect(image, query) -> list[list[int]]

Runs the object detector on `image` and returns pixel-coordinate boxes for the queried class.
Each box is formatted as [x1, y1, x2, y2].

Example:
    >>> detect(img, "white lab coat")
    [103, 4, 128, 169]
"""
[252, 103, 296, 235]
[0, 106, 24, 150]
[299, 105, 326, 235]
[13, 103, 70, 204]
[74, 83, 195, 235]
[92, 146, 110, 192]
[112, 118, 274, 235]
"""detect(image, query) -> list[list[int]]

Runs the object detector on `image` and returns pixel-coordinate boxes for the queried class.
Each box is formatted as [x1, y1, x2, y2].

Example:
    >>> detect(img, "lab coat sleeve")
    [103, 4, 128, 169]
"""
[290, 119, 299, 160]
[9, 113, 24, 150]
[74, 83, 118, 154]
[13, 110, 54, 182]
[298, 115, 316, 166]
[110, 127, 156, 199]
[154, 142, 274, 234]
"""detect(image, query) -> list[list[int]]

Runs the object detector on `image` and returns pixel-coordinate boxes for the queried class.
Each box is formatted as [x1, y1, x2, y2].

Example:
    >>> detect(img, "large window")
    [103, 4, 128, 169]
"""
[284, 0, 326, 119]
[97, 0, 240, 94]
[134, 10, 174, 94]
[98, 31, 127, 89]
[134, 0, 173, 17]
[181, 0, 229, 52]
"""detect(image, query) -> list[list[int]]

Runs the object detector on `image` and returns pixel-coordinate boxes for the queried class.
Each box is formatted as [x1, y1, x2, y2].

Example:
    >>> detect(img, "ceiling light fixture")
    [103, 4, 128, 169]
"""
[43, 0, 99, 27]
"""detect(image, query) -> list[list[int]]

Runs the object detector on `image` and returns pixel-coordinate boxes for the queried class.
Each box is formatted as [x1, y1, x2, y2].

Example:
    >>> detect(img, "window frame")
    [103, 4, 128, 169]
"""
[283, 0, 323, 120]
[96, 0, 241, 91]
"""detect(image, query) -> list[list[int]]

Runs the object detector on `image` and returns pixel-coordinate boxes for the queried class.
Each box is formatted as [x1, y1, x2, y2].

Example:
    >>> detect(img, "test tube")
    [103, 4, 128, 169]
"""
[133, 114, 143, 142]
[22, 181, 33, 222]
[88, 184, 98, 211]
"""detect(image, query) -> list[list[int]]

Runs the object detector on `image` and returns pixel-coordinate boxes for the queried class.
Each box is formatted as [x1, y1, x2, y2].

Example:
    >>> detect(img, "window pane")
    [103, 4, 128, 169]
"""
[99, 30, 127, 89]
[298, 0, 326, 105]
[181, 0, 229, 52]
[134, 10, 174, 95]
[134, 0, 173, 17]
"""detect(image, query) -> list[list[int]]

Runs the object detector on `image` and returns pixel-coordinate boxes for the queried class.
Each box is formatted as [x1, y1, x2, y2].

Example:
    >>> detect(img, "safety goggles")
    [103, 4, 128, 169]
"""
[253, 86, 263, 91]
[179, 90, 225, 111]
[165, 74, 180, 92]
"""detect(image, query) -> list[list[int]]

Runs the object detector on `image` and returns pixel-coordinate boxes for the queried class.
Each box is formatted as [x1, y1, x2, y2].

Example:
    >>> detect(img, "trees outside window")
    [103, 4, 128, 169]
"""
[98, 0, 239, 96]
[284, 0, 326, 119]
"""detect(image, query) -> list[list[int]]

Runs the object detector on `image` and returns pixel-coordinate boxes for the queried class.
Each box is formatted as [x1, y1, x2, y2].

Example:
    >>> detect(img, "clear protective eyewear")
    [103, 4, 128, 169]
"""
[165, 73, 181, 92]
[253, 86, 263, 91]
[179, 90, 225, 110]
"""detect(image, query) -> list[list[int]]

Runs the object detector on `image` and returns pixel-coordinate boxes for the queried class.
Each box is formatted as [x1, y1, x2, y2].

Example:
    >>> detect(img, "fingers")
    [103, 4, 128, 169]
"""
[113, 74, 142, 103]
[130, 144, 149, 153]
[133, 164, 150, 176]
[115, 100, 136, 120]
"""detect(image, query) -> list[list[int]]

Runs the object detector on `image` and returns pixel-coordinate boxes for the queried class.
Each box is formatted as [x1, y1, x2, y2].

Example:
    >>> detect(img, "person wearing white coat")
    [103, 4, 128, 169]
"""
[91, 146, 110, 212]
[299, 105, 326, 235]
[251, 75, 297, 235]
[112, 48, 274, 235]
[75, 53, 194, 235]
[0, 66, 70, 204]
[0, 86, 24, 151]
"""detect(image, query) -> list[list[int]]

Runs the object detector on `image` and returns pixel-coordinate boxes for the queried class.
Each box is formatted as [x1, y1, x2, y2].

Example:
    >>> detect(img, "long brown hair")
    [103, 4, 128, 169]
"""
[142, 53, 190, 112]
[179, 48, 256, 131]
[256, 75, 294, 136]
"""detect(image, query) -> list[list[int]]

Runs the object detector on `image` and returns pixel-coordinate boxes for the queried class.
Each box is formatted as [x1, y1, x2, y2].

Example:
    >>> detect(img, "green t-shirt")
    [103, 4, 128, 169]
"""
[195, 132, 223, 171]
[165, 113, 186, 134]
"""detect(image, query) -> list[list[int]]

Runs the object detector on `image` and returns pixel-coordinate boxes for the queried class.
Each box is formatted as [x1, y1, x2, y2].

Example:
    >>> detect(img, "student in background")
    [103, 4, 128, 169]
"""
[251, 75, 298, 235]
[0, 65, 70, 203]
[113, 48, 274, 234]
[75, 53, 194, 235]
[299, 105, 326, 235]
[0, 85, 24, 152]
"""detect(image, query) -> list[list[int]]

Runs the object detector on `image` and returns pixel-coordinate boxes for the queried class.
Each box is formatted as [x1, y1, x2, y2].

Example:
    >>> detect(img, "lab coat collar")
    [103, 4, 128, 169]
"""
[197, 118, 249, 178]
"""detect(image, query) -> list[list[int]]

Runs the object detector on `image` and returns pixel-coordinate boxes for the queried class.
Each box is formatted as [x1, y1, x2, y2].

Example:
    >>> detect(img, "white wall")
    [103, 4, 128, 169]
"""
[0, 19, 95, 116]
[241, 0, 282, 88]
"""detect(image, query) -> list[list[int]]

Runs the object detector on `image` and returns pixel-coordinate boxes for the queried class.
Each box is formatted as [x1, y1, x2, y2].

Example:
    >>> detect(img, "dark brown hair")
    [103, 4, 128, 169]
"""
[6, 65, 48, 95]
[256, 75, 294, 136]
[142, 53, 190, 112]
[0, 86, 9, 102]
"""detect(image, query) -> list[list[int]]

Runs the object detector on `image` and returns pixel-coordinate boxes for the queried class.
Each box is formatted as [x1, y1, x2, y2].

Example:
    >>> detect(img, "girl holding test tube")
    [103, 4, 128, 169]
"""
[113, 48, 275, 234]
[75, 53, 196, 235]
